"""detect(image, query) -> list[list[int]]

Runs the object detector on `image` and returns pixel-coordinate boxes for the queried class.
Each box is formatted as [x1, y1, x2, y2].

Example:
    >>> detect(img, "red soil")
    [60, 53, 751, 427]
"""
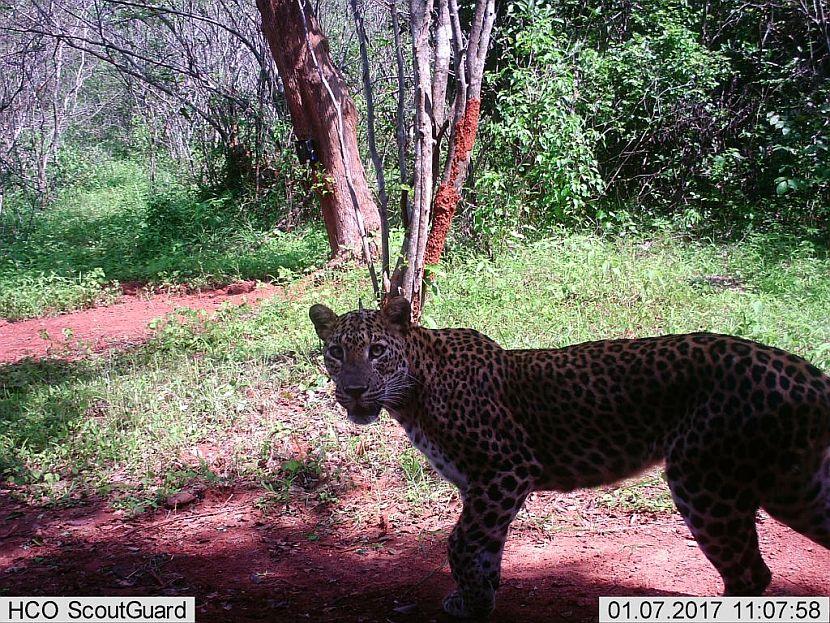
[0, 281, 282, 364]
[1, 486, 827, 622]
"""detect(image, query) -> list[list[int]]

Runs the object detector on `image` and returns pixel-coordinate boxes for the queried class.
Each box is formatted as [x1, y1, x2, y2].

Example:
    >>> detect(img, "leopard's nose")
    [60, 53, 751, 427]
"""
[344, 383, 369, 399]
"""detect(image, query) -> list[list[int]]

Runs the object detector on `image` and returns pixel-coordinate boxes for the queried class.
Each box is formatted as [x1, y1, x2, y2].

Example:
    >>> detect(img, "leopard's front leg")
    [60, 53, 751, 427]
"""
[443, 481, 529, 619]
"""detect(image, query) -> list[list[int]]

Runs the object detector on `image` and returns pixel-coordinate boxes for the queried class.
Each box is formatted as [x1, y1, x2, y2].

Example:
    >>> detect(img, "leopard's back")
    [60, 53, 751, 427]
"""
[407, 326, 830, 609]
[490, 333, 830, 489]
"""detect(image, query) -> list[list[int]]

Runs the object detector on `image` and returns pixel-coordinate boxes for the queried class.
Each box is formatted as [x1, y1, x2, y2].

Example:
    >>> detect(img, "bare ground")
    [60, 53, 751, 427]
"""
[1, 482, 828, 622]
[0, 281, 282, 363]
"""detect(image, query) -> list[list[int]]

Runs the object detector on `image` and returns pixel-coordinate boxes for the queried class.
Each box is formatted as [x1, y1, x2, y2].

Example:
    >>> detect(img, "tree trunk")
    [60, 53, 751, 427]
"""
[256, 0, 381, 258]
[398, 0, 435, 318]
[424, 0, 494, 266]
[392, 0, 495, 320]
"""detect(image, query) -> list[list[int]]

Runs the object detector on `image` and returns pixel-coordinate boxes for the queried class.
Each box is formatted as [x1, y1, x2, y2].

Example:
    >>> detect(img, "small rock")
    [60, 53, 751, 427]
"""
[165, 491, 197, 509]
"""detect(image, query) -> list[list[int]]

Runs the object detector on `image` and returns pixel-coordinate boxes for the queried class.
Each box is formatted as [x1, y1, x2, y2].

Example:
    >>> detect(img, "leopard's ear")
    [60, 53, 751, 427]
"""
[309, 304, 339, 341]
[382, 296, 411, 333]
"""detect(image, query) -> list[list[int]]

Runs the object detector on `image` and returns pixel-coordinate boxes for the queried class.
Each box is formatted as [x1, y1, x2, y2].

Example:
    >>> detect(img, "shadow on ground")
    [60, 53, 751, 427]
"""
[1, 486, 827, 623]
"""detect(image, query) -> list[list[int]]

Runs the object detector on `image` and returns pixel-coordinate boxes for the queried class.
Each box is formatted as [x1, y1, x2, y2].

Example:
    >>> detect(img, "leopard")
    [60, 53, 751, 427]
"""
[309, 296, 830, 619]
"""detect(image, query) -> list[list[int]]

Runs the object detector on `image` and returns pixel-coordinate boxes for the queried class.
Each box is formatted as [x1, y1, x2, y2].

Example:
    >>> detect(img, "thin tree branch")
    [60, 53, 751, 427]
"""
[350, 0, 389, 292]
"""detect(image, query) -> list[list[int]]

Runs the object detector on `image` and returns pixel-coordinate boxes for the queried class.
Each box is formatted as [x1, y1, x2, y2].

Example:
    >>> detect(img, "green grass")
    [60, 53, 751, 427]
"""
[0, 160, 329, 319]
[597, 472, 675, 514]
[0, 269, 122, 320]
[1, 227, 829, 518]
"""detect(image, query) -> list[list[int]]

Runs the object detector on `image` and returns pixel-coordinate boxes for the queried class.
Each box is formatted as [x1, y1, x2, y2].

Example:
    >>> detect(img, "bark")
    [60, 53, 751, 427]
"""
[256, 0, 381, 258]
[390, 1, 410, 228]
[424, 98, 480, 265]
[431, 0, 452, 134]
[424, 0, 496, 264]
[423, 0, 495, 266]
[396, 0, 435, 317]
[350, 0, 389, 289]
[389, 0, 496, 320]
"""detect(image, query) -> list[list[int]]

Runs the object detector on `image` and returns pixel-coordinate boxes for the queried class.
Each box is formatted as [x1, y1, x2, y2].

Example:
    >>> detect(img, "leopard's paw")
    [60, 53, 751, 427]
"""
[442, 590, 494, 619]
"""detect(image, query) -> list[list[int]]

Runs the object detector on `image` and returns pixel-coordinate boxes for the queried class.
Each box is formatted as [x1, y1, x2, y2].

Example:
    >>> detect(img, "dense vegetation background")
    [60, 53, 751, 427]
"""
[473, 0, 829, 242]
[3, 0, 827, 259]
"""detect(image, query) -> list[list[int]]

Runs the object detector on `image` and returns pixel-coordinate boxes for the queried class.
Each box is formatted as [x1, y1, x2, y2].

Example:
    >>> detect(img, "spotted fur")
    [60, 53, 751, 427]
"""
[309, 298, 830, 618]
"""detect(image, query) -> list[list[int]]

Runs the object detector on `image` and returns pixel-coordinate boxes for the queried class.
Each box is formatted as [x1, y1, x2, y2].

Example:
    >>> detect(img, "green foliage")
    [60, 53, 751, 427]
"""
[473, 0, 829, 241]
[474, 1, 604, 243]
[578, 9, 731, 204]
[0, 269, 120, 320]
[53, 145, 150, 192]
[0, 158, 328, 319]
[764, 86, 830, 221]
[140, 190, 246, 248]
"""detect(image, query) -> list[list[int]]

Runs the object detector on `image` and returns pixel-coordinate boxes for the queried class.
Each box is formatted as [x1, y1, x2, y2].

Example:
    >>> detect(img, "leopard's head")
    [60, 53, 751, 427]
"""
[309, 297, 414, 425]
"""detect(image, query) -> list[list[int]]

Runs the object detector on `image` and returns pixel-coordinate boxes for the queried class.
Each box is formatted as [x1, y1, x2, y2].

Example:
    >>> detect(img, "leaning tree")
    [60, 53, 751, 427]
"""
[257, 0, 383, 262]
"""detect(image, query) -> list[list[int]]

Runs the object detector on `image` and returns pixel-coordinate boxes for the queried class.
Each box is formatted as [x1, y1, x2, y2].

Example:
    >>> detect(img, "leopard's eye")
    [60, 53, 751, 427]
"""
[368, 343, 386, 359]
[327, 345, 344, 360]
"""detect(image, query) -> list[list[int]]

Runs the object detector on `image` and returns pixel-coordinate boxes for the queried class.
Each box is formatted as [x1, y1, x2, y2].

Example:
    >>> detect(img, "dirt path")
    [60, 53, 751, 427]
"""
[0, 281, 282, 364]
[1, 486, 827, 622]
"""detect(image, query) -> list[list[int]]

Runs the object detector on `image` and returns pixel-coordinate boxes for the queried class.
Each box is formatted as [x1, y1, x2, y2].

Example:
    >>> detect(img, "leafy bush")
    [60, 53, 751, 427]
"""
[141, 190, 235, 247]
[762, 87, 830, 224]
[473, 2, 604, 244]
[470, 0, 829, 241]
[579, 12, 730, 207]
